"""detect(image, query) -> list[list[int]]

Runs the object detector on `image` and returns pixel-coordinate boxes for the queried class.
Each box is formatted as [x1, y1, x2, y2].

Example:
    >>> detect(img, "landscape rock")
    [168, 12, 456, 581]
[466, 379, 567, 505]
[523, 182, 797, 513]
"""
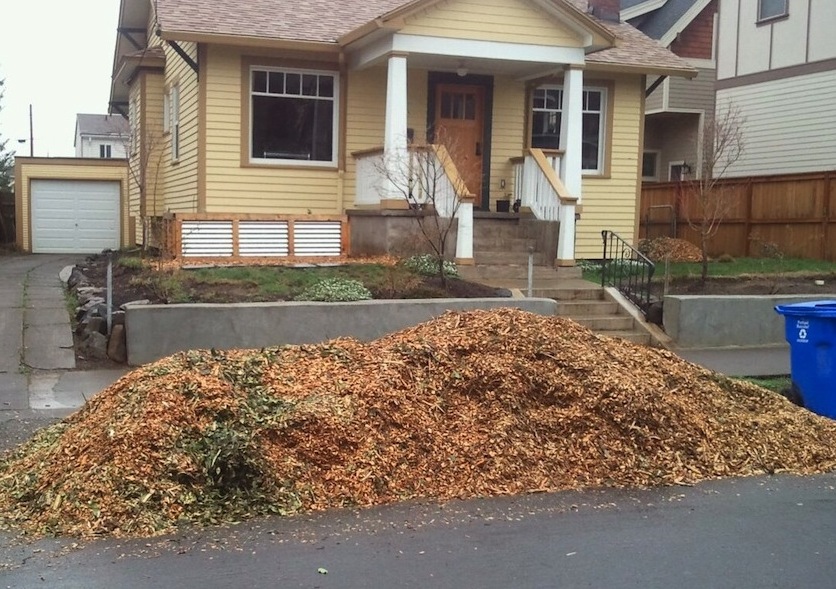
[67, 267, 89, 290]
[81, 332, 109, 360]
[107, 325, 127, 363]
[121, 299, 151, 310]
[59, 265, 75, 284]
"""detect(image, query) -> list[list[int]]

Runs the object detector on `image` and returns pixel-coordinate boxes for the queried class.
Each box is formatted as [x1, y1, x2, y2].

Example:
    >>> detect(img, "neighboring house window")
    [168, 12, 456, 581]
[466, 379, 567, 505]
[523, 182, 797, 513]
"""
[758, 0, 788, 21]
[99, 144, 112, 159]
[250, 67, 338, 165]
[642, 151, 660, 181]
[170, 85, 180, 161]
[531, 85, 606, 174]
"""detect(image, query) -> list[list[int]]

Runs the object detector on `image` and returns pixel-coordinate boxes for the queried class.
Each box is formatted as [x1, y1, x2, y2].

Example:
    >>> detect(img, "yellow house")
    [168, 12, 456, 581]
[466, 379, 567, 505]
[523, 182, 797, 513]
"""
[110, 0, 694, 264]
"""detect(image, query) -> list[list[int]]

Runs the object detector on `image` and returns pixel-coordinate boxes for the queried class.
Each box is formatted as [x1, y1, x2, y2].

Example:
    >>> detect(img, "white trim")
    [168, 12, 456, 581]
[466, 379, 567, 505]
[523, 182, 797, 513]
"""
[668, 160, 688, 181]
[659, 0, 714, 48]
[248, 66, 340, 167]
[685, 58, 716, 69]
[350, 34, 587, 71]
[621, 0, 669, 22]
[392, 34, 586, 66]
[170, 84, 180, 162]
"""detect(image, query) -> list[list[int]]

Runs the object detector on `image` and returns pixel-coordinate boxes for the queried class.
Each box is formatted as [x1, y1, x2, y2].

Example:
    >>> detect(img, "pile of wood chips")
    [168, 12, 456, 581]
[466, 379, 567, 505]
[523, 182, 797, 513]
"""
[640, 237, 704, 263]
[2, 308, 835, 538]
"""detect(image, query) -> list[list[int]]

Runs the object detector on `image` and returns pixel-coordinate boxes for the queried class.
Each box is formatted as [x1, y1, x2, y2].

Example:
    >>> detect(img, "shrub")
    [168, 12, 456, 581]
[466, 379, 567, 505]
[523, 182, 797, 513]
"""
[296, 278, 372, 302]
[403, 254, 458, 277]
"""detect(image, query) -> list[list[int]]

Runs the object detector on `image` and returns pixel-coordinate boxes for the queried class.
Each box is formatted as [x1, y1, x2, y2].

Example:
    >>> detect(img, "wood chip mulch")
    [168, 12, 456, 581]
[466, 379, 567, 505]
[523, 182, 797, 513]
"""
[639, 237, 704, 263]
[1, 308, 834, 538]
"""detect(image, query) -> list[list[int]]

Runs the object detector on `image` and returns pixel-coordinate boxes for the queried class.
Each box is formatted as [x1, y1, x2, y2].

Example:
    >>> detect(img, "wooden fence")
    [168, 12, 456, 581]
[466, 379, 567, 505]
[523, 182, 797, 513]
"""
[639, 171, 836, 260]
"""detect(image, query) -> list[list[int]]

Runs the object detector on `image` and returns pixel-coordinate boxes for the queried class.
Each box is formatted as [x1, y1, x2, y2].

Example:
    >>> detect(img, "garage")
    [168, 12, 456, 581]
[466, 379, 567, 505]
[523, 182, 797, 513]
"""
[31, 180, 121, 254]
[15, 157, 129, 253]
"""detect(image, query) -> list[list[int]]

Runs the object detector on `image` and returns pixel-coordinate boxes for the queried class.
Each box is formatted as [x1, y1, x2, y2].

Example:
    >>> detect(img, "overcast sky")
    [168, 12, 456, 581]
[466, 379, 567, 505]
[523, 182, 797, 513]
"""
[0, 0, 120, 157]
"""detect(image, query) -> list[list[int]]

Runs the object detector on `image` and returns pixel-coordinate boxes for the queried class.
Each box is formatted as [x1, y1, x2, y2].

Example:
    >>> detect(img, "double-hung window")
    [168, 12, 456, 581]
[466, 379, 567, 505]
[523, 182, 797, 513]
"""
[249, 67, 338, 166]
[758, 0, 788, 22]
[170, 85, 180, 162]
[531, 85, 607, 174]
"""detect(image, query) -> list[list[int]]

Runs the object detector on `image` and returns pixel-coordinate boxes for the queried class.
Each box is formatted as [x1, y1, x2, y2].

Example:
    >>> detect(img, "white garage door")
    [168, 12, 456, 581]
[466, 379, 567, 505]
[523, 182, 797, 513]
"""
[31, 180, 120, 254]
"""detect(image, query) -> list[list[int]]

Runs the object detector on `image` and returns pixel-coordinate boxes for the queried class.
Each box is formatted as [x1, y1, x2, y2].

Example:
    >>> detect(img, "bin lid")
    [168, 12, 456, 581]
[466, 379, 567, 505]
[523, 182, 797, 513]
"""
[775, 300, 836, 317]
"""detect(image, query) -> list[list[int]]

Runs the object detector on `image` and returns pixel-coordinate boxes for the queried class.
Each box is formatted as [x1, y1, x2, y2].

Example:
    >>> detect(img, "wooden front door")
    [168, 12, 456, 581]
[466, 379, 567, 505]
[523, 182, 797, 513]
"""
[434, 84, 485, 200]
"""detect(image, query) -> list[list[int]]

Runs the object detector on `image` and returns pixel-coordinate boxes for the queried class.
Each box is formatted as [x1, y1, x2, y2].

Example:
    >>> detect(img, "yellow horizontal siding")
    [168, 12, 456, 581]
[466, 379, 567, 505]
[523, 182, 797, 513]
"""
[401, 0, 583, 46]
[164, 41, 199, 213]
[143, 72, 166, 219]
[203, 45, 342, 214]
[489, 76, 526, 209]
[577, 75, 643, 259]
[16, 161, 129, 251]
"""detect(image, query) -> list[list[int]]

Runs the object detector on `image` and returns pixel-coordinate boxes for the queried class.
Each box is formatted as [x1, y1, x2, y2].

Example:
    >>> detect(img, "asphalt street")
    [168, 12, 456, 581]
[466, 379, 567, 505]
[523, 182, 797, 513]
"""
[2, 472, 834, 588]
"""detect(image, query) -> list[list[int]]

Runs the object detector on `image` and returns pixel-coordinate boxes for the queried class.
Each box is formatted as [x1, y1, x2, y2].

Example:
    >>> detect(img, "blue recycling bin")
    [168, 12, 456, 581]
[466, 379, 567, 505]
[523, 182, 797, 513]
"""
[775, 300, 836, 418]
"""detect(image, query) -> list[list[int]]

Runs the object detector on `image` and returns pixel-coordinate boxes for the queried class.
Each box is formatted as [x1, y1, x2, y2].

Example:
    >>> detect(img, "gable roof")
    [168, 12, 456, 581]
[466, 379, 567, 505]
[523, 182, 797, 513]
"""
[75, 114, 130, 138]
[622, 0, 711, 44]
[149, 0, 694, 77]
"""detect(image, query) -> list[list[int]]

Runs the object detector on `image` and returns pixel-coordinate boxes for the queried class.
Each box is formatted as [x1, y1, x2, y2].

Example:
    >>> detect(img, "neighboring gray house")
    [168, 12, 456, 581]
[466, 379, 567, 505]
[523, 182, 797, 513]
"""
[74, 114, 129, 159]
[622, 0, 717, 182]
[716, 0, 836, 178]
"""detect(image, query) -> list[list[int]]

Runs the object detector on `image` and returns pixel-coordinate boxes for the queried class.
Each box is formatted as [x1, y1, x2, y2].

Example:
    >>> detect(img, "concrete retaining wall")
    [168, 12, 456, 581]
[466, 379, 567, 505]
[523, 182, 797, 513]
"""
[663, 294, 827, 348]
[125, 298, 557, 366]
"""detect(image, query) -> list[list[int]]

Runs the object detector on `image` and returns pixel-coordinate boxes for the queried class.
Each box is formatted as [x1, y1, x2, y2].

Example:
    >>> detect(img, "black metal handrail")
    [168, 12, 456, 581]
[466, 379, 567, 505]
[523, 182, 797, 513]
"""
[601, 230, 655, 315]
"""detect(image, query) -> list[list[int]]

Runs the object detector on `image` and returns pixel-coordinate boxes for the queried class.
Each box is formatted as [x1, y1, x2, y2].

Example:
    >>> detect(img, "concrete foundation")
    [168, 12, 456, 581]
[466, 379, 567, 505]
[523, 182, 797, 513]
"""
[125, 298, 558, 366]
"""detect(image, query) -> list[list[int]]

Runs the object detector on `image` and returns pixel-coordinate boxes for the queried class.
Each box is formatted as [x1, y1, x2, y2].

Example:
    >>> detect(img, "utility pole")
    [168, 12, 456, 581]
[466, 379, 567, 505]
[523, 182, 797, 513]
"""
[28, 104, 33, 157]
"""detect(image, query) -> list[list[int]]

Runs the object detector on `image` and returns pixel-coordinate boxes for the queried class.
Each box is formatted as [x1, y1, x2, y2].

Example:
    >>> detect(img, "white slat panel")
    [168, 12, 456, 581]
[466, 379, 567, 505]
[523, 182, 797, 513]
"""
[239, 221, 290, 257]
[181, 221, 233, 257]
[293, 221, 342, 256]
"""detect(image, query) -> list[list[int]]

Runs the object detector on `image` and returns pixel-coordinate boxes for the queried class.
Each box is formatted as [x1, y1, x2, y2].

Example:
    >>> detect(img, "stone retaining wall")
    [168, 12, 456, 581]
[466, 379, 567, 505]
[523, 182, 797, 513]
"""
[125, 298, 557, 366]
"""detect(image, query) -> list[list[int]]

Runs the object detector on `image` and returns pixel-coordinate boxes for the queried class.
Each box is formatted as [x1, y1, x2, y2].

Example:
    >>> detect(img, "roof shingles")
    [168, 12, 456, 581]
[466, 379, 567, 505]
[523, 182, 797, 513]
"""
[155, 0, 693, 75]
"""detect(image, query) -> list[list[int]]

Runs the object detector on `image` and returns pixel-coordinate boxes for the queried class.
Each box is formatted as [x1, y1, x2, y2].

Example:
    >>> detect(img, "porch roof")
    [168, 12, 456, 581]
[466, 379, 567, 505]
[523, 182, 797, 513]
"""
[152, 0, 694, 77]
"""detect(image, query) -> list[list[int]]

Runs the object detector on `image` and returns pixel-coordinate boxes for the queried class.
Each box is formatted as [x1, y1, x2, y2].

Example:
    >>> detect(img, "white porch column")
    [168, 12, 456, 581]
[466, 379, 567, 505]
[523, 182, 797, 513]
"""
[383, 54, 409, 203]
[455, 200, 474, 264]
[557, 66, 583, 266]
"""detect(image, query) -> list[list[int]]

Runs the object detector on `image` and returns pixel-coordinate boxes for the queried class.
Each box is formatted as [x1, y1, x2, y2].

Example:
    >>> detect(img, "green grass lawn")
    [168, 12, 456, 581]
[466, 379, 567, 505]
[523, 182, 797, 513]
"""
[581, 257, 836, 284]
[739, 376, 791, 393]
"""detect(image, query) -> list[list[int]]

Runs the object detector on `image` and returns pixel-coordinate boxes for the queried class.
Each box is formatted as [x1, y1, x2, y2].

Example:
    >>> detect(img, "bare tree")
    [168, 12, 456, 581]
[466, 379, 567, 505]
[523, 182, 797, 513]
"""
[375, 128, 472, 287]
[125, 127, 166, 253]
[681, 103, 745, 281]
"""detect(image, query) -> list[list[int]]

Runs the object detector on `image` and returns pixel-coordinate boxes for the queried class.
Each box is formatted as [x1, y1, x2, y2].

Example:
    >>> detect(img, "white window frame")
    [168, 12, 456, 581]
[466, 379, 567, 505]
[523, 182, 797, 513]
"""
[530, 85, 607, 176]
[668, 160, 690, 182]
[99, 144, 112, 159]
[642, 150, 661, 182]
[249, 66, 340, 167]
[163, 90, 170, 134]
[170, 84, 180, 162]
[757, 0, 788, 22]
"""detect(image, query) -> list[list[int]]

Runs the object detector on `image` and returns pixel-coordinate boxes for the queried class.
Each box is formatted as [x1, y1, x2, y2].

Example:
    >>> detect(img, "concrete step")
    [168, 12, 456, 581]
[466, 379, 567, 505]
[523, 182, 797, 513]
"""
[472, 236, 536, 250]
[533, 287, 604, 300]
[597, 330, 652, 345]
[465, 264, 561, 281]
[473, 251, 547, 266]
[555, 300, 619, 316]
[571, 315, 636, 331]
